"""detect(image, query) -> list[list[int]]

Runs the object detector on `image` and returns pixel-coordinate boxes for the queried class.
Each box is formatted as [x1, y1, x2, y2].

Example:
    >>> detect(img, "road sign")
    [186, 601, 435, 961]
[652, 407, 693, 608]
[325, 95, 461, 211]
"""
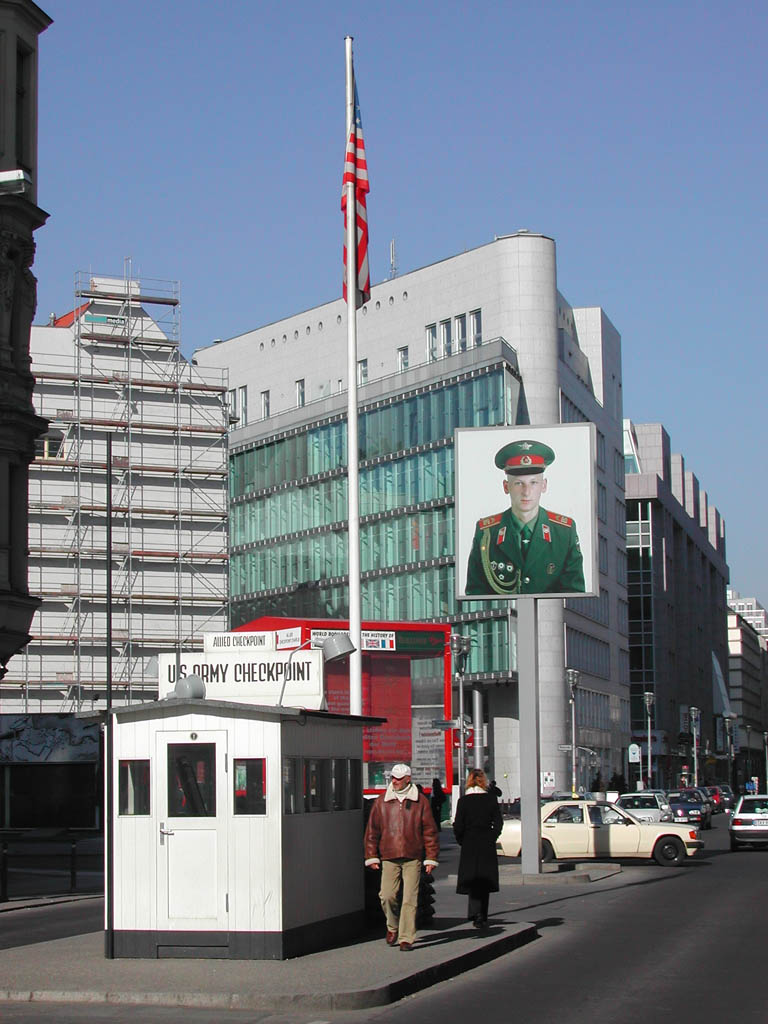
[453, 728, 474, 749]
[558, 743, 572, 752]
[628, 743, 642, 764]
[431, 719, 459, 730]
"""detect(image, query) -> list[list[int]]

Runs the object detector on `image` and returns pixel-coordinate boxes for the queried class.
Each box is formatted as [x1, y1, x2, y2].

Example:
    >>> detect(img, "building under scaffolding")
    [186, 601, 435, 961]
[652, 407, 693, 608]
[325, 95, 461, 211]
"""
[2, 271, 229, 713]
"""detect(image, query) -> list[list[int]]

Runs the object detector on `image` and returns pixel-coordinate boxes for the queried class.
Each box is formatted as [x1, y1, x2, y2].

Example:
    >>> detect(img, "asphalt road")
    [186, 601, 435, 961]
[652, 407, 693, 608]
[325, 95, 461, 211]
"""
[0, 816, 765, 1023]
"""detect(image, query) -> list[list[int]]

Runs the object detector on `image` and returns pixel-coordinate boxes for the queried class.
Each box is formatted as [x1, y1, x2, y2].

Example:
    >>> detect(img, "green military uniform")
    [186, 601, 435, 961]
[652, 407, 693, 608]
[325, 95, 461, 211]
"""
[464, 504, 585, 595]
[464, 437, 586, 596]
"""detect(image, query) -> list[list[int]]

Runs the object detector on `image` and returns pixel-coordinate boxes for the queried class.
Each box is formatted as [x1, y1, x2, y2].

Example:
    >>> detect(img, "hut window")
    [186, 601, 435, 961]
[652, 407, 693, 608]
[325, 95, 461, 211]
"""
[118, 760, 150, 815]
[233, 758, 266, 815]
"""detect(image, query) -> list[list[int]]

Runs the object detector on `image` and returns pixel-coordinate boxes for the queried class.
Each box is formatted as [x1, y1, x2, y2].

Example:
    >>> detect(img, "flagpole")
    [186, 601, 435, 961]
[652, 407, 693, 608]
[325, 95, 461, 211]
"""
[345, 35, 362, 716]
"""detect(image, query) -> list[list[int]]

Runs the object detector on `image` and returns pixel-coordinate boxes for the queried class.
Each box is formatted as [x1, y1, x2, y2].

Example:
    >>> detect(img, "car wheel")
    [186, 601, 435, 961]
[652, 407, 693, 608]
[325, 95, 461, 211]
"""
[729, 836, 739, 852]
[653, 836, 685, 866]
[541, 839, 555, 863]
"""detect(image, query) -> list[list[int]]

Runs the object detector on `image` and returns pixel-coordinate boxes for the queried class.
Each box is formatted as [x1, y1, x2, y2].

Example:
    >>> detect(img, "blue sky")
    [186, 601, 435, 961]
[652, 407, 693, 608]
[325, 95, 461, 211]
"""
[35, 1, 767, 600]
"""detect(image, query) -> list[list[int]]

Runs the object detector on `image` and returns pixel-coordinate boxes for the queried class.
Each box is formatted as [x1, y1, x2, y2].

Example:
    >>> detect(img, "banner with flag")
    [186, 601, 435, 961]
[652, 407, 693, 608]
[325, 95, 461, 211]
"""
[342, 81, 370, 308]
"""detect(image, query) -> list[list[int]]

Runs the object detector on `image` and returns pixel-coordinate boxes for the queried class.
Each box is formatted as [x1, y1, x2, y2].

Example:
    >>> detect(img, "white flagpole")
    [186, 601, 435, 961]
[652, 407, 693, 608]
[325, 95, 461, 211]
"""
[345, 35, 362, 716]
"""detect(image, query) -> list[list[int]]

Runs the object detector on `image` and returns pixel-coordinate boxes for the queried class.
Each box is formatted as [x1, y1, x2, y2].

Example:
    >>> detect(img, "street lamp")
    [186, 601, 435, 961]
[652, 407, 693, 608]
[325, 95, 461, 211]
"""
[724, 714, 736, 792]
[746, 723, 752, 787]
[566, 669, 581, 797]
[277, 633, 356, 707]
[643, 692, 655, 789]
[690, 706, 700, 787]
[450, 634, 472, 791]
[763, 733, 768, 794]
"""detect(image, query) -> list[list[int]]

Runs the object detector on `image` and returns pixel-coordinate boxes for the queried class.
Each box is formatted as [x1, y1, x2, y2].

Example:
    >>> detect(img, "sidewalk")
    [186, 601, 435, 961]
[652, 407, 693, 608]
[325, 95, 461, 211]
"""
[0, 834, 621, 1012]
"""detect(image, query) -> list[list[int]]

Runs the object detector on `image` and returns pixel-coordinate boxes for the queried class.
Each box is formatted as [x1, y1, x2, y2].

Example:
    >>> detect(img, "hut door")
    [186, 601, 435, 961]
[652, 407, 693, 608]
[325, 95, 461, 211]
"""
[156, 730, 229, 931]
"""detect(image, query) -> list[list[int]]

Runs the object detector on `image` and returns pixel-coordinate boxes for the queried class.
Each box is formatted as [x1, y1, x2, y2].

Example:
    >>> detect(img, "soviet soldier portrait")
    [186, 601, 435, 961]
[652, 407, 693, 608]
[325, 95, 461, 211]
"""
[464, 439, 585, 596]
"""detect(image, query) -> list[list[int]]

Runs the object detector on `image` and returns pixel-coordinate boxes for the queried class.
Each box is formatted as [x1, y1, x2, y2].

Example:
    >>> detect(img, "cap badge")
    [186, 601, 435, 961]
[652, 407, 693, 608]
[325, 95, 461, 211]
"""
[521, 455, 532, 466]
[519, 441, 533, 450]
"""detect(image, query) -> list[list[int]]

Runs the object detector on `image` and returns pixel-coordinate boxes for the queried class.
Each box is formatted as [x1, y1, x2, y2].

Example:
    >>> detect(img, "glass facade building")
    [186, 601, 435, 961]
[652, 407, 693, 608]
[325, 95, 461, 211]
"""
[229, 354, 520, 681]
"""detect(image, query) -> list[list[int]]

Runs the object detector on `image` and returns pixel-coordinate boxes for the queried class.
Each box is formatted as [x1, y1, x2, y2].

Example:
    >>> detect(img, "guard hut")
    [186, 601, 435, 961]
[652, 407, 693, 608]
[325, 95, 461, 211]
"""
[107, 634, 382, 959]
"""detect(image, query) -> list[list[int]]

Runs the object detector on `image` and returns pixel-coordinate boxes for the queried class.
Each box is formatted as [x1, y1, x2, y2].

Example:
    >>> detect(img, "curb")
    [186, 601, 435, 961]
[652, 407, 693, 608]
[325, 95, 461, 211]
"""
[0, 923, 539, 1012]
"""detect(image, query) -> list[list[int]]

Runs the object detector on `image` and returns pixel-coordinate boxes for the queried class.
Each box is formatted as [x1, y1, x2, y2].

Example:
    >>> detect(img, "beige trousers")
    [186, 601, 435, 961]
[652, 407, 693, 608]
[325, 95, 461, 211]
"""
[379, 858, 422, 944]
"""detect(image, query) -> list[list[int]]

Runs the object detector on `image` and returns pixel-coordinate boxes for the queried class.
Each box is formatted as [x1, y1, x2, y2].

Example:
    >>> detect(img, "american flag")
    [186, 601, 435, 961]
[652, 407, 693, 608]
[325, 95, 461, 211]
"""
[342, 82, 370, 308]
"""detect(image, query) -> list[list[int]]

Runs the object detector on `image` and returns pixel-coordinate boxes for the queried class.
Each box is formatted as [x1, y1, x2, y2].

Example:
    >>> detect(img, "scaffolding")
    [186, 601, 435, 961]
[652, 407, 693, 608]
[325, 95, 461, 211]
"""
[4, 267, 229, 712]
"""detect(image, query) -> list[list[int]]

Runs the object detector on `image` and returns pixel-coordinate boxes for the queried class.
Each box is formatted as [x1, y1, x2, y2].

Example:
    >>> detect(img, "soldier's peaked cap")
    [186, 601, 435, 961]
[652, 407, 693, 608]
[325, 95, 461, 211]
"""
[495, 439, 555, 475]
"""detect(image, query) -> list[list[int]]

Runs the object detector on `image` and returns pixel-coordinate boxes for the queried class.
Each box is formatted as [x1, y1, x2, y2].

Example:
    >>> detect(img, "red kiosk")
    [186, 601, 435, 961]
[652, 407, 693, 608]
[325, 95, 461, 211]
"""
[234, 616, 454, 791]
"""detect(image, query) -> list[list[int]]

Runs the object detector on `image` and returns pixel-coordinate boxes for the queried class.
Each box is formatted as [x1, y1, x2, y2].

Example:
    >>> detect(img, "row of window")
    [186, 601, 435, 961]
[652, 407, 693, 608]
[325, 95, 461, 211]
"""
[118, 753, 363, 817]
[230, 447, 455, 547]
[229, 370, 507, 498]
[576, 688, 611, 731]
[230, 507, 453, 595]
[426, 310, 482, 361]
[566, 626, 611, 679]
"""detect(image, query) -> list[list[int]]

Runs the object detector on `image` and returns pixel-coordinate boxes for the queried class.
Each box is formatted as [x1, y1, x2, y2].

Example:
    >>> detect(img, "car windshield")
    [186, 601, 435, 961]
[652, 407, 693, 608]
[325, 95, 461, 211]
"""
[738, 799, 768, 814]
[679, 791, 703, 802]
[619, 796, 657, 810]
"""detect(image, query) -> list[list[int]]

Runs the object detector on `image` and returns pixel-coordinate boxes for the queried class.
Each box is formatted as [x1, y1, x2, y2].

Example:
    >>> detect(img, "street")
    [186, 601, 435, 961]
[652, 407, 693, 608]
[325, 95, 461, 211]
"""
[0, 817, 764, 1023]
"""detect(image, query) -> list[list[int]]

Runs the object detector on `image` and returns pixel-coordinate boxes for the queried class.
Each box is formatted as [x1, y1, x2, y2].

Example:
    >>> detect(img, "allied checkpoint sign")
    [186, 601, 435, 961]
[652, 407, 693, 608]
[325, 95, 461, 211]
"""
[455, 423, 598, 600]
[157, 648, 325, 708]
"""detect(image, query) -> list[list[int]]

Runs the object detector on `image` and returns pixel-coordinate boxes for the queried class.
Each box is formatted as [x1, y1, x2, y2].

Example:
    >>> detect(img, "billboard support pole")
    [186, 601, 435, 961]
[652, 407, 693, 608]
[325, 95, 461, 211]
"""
[517, 598, 542, 875]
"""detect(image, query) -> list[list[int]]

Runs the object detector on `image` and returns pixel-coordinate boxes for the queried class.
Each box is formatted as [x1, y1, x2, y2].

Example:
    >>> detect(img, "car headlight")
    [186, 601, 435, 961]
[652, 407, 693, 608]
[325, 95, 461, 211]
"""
[661, 813, 673, 822]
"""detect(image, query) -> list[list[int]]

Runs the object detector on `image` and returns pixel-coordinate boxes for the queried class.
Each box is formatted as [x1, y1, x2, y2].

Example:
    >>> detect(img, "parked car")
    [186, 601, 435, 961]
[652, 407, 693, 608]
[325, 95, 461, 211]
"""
[665, 791, 706, 828]
[615, 792, 673, 822]
[716, 784, 736, 812]
[729, 795, 768, 851]
[496, 800, 703, 865]
[667, 789, 712, 829]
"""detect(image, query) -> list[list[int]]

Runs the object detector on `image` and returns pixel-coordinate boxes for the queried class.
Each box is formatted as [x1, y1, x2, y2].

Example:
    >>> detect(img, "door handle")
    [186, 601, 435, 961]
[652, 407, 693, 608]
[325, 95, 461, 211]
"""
[159, 821, 174, 845]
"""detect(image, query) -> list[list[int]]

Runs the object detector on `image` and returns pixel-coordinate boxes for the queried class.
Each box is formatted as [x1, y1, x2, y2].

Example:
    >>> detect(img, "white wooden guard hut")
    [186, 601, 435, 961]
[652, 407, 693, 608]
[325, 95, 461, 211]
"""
[108, 696, 380, 959]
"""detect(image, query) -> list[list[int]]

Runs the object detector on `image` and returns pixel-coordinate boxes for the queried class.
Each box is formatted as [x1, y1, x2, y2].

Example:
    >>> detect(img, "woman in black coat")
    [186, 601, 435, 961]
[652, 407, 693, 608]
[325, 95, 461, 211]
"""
[453, 768, 503, 928]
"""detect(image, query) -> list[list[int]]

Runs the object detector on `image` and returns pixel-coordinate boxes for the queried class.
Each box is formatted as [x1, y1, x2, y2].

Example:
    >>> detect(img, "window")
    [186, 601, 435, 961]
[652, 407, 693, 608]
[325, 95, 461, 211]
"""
[35, 431, 64, 459]
[118, 760, 150, 815]
[426, 324, 437, 362]
[470, 309, 482, 346]
[295, 378, 305, 408]
[167, 743, 216, 817]
[15, 46, 31, 170]
[440, 319, 452, 357]
[233, 758, 266, 815]
[397, 346, 409, 372]
[227, 388, 238, 425]
[596, 431, 606, 469]
[306, 758, 330, 811]
[357, 358, 368, 385]
[239, 385, 248, 426]
[597, 482, 607, 523]
[260, 389, 270, 420]
[455, 314, 467, 352]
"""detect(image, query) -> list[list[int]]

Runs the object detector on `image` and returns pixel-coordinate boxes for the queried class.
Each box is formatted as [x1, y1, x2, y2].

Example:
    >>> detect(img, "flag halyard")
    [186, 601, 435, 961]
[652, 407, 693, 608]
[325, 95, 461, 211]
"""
[342, 83, 370, 308]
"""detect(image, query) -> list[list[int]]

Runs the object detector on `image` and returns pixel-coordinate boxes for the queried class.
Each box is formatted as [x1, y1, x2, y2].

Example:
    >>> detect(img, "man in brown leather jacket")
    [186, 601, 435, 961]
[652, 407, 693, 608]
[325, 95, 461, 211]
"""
[364, 763, 440, 951]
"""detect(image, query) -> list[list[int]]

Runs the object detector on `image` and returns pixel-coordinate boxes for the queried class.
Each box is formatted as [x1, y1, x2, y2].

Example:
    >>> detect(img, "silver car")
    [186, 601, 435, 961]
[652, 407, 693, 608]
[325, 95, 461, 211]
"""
[729, 795, 768, 851]
[616, 792, 673, 823]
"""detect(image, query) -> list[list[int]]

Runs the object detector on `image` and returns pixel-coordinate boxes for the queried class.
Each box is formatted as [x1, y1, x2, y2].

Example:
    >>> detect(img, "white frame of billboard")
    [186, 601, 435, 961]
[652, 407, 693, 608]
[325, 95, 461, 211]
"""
[454, 422, 598, 600]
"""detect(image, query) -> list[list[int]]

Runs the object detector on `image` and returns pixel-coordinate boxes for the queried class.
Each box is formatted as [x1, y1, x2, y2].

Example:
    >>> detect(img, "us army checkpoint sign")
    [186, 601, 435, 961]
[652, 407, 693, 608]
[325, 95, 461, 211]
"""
[454, 422, 598, 600]
[157, 649, 325, 708]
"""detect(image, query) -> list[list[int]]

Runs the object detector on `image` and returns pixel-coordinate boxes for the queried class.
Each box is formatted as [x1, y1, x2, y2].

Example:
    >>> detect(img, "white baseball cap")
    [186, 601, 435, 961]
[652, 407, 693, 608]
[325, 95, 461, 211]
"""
[391, 763, 411, 779]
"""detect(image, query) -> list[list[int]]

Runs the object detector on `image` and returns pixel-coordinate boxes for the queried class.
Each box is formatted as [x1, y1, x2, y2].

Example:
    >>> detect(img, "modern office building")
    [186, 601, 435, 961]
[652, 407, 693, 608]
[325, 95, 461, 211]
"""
[726, 610, 768, 789]
[1, 271, 230, 713]
[194, 231, 630, 795]
[727, 589, 768, 644]
[623, 420, 730, 787]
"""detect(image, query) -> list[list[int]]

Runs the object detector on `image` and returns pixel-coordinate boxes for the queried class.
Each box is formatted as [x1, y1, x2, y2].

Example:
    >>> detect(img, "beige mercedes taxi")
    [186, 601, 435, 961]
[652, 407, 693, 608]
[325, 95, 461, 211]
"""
[497, 799, 703, 866]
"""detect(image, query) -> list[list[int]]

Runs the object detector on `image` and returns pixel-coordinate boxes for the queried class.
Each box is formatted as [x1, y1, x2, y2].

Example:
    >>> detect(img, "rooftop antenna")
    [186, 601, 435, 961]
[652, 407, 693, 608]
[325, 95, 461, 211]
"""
[389, 238, 397, 279]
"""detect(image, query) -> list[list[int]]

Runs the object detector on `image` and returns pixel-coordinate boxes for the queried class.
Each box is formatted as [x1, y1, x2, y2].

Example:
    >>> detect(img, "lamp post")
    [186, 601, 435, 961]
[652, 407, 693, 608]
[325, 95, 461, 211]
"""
[643, 692, 655, 789]
[690, 706, 700, 787]
[746, 723, 752, 788]
[566, 669, 581, 797]
[763, 733, 768, 793]
[277, 633, 356, 708]
[450, 634, 472, 792]
[724, 714, 735, 792]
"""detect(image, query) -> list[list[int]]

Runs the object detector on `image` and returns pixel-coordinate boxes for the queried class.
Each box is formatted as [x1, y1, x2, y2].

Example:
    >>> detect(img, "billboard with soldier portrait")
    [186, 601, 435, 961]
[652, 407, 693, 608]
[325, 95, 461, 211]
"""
[455, 423, 598, 600]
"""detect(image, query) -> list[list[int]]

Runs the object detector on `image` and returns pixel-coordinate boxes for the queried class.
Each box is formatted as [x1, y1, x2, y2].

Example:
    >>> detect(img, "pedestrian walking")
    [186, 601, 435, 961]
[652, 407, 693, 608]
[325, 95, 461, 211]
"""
[364, 763, 440, 951]
[453, 768, 503, 929]
[430, 777, 446, 830]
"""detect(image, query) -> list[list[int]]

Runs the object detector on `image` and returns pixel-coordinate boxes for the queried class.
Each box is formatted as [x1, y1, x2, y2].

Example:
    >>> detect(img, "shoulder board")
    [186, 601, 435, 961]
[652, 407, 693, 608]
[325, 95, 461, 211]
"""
[477, 513, 503, 529]
[547, 510, 573, 528]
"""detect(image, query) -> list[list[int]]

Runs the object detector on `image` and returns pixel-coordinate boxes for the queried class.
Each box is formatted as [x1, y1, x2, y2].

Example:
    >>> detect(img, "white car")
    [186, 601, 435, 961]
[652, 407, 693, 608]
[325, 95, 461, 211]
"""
[497, 799, 703, 866]
[615, 792, 673, 823]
